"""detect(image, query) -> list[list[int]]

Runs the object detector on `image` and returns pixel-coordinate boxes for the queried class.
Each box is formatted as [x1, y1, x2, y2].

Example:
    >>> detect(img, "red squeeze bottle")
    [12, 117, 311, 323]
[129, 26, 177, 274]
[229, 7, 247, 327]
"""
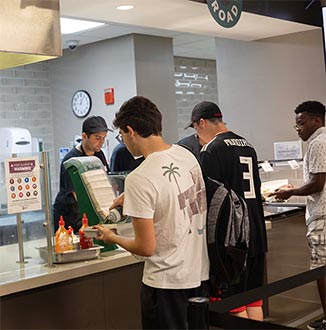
[79, 213, 94, 249]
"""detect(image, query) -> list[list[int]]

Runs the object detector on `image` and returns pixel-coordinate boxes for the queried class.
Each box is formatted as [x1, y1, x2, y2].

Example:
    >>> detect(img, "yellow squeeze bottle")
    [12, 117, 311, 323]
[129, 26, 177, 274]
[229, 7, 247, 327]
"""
[55, 216, 69, 253]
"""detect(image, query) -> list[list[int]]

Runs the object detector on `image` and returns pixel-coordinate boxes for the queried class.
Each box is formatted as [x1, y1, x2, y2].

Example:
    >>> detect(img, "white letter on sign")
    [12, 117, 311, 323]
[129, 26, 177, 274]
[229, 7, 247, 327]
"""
[219, 10, 226, 21]
[211, 0, 219, 12]
[231, 5, 238, 17]
[227, 12, 233, 22]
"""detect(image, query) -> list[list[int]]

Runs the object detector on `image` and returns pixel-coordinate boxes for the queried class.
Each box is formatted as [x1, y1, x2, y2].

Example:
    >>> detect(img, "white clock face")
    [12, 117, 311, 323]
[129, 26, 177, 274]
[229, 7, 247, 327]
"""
[71, 90, 92, 118]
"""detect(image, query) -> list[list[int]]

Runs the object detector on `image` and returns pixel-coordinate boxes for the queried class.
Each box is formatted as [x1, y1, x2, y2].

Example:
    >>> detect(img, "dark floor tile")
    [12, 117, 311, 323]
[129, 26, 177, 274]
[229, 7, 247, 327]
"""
[265, 213, 322, 328]
[277, 284, 319, 302]
[266, 295, 320, 327]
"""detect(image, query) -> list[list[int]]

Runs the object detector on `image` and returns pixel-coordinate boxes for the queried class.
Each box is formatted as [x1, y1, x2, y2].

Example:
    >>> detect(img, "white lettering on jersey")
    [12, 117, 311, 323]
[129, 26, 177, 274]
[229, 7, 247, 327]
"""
[240, 156, 256, 199]
[224, 139, 253, 147]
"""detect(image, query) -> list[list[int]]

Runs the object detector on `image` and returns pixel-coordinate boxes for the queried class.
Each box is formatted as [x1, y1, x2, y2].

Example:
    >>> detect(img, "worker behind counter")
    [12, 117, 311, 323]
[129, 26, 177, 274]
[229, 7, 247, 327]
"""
[53, 116, 111, 233]
[110, 141, 144, 173]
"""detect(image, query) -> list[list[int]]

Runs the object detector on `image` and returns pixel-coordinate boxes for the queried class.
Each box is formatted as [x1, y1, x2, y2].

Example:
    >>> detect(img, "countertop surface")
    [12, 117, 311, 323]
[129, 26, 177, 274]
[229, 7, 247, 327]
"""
[264, 201, 305, 218]
[0, 239, 141, 297]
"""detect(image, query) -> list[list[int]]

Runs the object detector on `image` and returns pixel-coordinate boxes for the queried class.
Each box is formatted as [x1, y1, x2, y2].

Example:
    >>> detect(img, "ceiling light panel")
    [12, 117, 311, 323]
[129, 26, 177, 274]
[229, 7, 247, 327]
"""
[116, 5, 135, 11]
[61, 17, 105, 34]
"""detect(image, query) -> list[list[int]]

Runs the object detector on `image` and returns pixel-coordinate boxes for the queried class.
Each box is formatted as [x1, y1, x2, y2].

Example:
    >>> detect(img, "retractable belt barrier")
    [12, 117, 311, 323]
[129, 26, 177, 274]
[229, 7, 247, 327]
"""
[188, 266, 325, 329]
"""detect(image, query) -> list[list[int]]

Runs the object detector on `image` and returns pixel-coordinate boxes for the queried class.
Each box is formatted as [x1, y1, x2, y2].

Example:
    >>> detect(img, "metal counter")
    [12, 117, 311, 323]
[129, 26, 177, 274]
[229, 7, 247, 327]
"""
[264, 202, 305, 219]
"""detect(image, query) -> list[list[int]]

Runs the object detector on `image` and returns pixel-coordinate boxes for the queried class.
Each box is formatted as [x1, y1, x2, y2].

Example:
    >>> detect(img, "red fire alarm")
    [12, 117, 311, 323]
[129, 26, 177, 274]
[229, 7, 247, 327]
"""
[104, 88, 114, 105]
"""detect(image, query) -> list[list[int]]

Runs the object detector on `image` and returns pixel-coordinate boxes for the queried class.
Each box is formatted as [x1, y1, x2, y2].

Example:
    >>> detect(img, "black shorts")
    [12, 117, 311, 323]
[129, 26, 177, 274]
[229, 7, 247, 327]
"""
[229, 253, 265, 312]
[245, 253, 265, 290]
[229, 252, 265, 296]
[140, 282, 209, 329]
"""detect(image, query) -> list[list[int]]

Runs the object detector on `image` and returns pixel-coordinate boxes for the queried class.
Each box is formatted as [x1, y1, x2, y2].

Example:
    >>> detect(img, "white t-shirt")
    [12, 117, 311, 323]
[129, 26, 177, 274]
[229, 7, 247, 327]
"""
[304, 126, 326, 234]
[123, 144, 209, 289]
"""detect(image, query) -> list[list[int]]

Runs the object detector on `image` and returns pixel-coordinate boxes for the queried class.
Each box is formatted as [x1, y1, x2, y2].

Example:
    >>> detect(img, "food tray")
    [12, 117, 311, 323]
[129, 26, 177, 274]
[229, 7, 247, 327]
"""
[37, 245, 103, 264]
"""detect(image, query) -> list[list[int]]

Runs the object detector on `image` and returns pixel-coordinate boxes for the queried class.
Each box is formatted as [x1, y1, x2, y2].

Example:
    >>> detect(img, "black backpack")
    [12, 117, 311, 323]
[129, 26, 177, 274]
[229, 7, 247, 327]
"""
[205, 176, 250, 298]
[178, 144, 250, 297]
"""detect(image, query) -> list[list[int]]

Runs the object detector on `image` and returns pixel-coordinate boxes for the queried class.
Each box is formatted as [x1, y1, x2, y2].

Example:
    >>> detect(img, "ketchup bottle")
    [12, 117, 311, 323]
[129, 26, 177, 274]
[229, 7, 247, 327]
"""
[79, 213, 94, 249]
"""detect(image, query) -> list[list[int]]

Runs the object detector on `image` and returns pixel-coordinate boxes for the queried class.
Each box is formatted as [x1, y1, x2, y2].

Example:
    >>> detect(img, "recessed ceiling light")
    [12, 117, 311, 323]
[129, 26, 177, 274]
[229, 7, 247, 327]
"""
[60, 18, 105, 35]
[116, 4, 135, 11]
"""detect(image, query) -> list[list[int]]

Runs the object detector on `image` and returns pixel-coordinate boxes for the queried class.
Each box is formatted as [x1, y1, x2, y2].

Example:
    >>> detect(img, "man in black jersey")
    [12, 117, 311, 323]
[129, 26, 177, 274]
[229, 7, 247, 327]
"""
[186, 101, 268, 321]
[53, 116, 111, 232]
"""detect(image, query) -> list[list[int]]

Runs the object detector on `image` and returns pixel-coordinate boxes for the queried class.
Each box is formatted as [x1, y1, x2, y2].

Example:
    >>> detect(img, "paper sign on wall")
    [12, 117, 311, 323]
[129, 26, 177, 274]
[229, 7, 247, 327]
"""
[59, 147, 69, 162]
[273, 140, 302, 160]
[5, 157, 41, 214]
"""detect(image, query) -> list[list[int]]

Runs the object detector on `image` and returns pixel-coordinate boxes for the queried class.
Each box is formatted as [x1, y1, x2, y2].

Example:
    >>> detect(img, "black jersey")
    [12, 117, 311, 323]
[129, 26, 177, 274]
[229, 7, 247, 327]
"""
[201, 131, 267, 256]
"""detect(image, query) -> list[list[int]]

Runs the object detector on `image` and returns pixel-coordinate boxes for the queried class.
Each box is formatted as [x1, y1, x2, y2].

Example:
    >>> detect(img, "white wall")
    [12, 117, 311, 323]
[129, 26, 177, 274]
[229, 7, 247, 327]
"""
[215, 29, 326, 161]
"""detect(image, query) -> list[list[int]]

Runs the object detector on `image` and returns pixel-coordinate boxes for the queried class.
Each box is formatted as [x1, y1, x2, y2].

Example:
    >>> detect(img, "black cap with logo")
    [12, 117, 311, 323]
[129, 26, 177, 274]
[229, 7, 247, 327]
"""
[185, 101, 222, 129]
[82, 116, 113, 134]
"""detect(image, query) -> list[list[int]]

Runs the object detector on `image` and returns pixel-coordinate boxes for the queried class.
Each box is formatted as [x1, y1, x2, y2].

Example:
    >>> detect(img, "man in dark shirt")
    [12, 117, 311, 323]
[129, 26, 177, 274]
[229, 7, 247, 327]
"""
[110, 142, 144, 173]
[186, 101, 267, 321]
[53, 116, 111, 232]
[177, 133, 203, 160]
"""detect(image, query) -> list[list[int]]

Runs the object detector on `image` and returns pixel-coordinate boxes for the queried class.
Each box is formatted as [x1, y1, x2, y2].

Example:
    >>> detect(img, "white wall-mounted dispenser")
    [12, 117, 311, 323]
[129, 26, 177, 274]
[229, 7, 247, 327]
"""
[0, 127, 32, 155]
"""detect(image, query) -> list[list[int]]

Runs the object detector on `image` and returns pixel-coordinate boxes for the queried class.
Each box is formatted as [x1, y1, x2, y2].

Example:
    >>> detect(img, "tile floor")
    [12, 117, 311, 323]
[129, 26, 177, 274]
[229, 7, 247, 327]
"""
[265, 212, 324, 329]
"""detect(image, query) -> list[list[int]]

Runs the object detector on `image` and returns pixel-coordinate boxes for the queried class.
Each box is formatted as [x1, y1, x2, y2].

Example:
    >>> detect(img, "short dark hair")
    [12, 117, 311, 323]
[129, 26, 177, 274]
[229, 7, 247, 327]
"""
[113, 96, 162, 137]
[295, 101, 325, 123]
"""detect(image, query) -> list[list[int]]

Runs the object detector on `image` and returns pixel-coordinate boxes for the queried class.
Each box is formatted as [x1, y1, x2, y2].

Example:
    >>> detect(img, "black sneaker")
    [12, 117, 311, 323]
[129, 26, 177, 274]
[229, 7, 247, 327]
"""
[315, 320, 326, 330]
[307, 318, 326, 330]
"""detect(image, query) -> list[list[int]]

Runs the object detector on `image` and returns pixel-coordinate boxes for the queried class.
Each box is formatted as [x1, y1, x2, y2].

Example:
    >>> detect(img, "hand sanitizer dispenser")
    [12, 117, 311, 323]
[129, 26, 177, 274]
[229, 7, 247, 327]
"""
[0, 127, 32, 155]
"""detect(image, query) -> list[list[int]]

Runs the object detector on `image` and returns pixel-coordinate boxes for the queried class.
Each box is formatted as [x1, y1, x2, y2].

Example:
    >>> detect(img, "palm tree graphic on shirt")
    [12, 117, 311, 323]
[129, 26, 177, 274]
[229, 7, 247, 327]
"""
[162, 163, 190, 229]
[162, 162, 181, 191]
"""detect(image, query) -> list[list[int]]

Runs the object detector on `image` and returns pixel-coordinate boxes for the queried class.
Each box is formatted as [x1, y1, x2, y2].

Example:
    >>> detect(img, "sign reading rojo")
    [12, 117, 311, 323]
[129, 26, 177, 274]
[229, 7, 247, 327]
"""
[207, 0, 242, 28]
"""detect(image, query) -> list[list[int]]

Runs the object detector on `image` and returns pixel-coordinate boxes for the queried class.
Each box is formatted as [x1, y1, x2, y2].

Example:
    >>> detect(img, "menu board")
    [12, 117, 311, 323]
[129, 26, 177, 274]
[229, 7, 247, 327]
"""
[5, 157, 41, 214]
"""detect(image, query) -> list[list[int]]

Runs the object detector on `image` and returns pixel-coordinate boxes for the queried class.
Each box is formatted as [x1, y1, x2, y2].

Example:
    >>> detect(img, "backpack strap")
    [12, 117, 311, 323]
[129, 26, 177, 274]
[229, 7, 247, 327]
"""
[207, 185, 232, 296]
[178, 143, 241, 296]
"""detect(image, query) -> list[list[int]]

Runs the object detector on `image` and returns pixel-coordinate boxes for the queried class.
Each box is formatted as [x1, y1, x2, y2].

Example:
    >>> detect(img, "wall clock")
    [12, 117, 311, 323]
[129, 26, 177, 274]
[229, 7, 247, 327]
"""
[71, 90, 92, 118]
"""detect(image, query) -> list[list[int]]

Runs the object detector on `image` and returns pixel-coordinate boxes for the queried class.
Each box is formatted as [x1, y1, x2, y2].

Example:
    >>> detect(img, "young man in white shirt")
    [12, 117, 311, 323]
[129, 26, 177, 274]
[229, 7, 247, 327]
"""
[96, 96, 209, 329]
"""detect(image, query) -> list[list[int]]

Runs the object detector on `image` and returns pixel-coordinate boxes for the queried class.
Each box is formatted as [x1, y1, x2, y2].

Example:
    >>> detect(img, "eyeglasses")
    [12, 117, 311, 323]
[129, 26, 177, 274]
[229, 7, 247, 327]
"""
[293, 115, 318, 131]
[115, 133, 123, 143]
[293, 123, 303, 131]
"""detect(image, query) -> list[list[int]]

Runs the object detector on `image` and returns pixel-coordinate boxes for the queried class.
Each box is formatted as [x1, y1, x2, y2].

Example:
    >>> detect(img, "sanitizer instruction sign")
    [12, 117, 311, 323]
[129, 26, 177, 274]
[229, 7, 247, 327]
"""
[5, 157, 41, 214]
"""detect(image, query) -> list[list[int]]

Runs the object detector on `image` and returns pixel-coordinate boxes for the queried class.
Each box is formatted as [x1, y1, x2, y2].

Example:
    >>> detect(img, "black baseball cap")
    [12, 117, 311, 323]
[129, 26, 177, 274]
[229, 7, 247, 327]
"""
[185, 101, 223, 129]
[82, 116, 113, 134]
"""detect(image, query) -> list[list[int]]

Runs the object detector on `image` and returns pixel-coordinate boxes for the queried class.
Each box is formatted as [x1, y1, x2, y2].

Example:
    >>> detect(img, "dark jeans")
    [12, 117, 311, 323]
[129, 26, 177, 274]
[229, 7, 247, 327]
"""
[140, 282, 209, 329]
